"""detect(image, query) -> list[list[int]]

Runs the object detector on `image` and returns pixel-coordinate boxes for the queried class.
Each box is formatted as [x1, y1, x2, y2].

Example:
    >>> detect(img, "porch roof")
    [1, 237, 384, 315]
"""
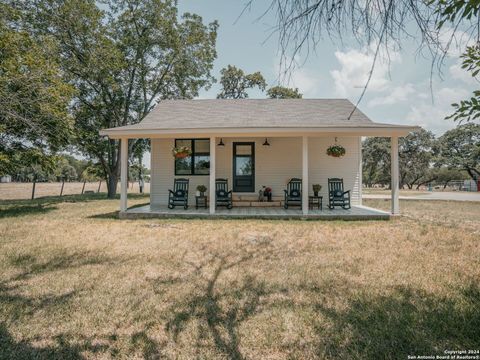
[100, 99, 419, 138]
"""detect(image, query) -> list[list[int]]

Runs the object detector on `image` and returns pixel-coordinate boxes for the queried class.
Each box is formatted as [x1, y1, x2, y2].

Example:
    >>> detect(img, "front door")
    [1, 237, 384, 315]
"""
[233, 142, 255, 192]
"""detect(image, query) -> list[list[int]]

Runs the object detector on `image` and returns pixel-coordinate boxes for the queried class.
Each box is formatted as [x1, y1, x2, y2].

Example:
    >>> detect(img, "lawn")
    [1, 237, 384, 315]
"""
[0, 195, 479, 359]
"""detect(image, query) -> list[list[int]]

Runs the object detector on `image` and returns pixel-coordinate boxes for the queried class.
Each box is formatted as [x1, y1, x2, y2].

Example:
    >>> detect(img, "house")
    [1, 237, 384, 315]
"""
[100, 99, 419, 219]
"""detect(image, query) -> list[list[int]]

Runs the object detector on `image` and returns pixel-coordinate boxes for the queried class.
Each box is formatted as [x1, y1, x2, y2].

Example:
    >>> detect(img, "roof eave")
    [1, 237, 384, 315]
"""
[99, 126, 420, 139]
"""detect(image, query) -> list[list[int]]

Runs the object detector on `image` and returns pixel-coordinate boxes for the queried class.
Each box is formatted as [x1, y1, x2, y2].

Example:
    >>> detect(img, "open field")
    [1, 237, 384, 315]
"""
[0, 195, 479, 359]
[0, 182, 150, 200]
[362, 188, 430, 196]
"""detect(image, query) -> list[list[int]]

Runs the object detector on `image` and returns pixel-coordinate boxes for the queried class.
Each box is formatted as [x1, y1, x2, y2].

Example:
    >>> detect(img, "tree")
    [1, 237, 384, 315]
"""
[25, 0, 218, 197]
[54, 157, 78, 181]
[362, 129, 436, 189]
[399, 129, 436, 189]
[217, 65, 266, 99]
[362, 137, 390, 187]
[267, 86, 302, 99]
[432, 167, 466, 189]
[0, 3, 73, 177]
[436, 123, 480, 180]
[447, 45, 480, 123]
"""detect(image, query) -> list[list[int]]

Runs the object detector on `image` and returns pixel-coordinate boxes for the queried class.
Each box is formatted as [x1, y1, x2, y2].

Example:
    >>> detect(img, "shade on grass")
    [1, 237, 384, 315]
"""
[0, 195, 479, 359]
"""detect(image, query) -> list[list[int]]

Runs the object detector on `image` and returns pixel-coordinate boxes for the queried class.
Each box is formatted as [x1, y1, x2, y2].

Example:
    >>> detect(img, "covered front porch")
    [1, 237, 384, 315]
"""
[116, 134, 401, 219]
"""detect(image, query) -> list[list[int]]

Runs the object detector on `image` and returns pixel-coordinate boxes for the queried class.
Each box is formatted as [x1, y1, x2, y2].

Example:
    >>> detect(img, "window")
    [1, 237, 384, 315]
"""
[174, 139, 210, 175]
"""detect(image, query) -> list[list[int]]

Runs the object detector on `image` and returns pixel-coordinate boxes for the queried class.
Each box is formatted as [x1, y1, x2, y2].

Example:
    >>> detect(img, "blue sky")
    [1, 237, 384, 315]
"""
[178, 0, 477, 136]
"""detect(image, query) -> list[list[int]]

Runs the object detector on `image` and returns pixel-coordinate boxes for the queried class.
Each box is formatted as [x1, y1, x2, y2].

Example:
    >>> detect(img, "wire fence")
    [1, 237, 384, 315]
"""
[434, 180, 479, 192]
[0, 181, 150, 200]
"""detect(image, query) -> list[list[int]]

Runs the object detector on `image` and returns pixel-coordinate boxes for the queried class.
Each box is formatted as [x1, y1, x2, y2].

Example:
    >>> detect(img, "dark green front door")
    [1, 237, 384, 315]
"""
[233, 142, 255, 192]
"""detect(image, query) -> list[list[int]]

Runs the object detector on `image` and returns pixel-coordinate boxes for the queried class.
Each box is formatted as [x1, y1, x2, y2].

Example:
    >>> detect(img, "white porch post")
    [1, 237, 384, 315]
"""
[391, 136, 400, 215]
[209, 137, 216, 214]
[120, 137, 128, 212]
[302, 136, 309, 215]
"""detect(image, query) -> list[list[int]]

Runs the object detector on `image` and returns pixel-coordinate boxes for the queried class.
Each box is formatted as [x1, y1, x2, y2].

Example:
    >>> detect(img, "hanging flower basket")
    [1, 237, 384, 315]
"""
[326, 144, 346, 158]
[172, 146, 192, 159]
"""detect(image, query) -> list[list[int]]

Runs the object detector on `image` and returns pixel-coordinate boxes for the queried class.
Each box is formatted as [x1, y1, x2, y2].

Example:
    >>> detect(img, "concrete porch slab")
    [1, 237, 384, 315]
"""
[120, 204, 390, 220]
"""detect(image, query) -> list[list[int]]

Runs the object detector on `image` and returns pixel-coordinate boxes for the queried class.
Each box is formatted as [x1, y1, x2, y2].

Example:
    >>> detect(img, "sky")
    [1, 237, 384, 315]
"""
[176, 0, 476, 136]
[142, 0, 476, 168]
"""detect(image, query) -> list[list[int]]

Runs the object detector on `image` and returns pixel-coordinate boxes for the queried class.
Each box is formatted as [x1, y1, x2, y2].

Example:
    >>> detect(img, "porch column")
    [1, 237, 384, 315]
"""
[302, 136, 309, 215]
[390, 136, 400, 215]
[209, 137, 216, 214]
[120, 137, 128, 212]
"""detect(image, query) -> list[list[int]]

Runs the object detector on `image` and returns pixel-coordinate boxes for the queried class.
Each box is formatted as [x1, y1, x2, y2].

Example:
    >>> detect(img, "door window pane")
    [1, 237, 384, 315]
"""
[236, 157, 252, 175]
[235, 145, 252, 155]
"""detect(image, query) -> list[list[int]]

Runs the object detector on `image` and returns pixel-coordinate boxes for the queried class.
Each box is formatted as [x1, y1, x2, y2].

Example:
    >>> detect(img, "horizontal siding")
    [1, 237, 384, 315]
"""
[150, 136, 361, 206]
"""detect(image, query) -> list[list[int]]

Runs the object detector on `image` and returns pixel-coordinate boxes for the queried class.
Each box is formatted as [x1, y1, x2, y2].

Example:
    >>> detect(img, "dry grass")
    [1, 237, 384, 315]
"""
[0, 182, 149, 200]
[0, 194, 479, 359]
[362, 188, 429, 196]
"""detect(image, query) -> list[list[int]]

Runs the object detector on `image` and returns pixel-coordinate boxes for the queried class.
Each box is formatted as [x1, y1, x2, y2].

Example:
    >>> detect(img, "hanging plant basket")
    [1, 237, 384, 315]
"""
[326, 144, 346, 158]
[172, 146, 192, 159]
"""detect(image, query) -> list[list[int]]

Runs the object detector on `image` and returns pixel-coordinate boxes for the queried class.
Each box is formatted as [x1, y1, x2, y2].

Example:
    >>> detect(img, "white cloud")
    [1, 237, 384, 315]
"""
[405, 86, 470, 135]
[273, 56, 321, 97]
[449, 58, 478, 85]
[438, 27, 474, 57]
[330, 45, 401, 98]
[368, 83, 415, 107]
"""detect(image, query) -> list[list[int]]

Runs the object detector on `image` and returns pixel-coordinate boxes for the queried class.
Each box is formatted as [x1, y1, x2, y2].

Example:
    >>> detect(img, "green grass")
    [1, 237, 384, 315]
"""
[0, 195, 479, 359]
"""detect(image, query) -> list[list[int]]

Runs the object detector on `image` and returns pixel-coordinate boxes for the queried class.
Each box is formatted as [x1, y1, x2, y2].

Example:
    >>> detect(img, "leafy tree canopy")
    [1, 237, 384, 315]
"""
[217, 65, 266, 99]
[447, 45, 480, 123]
[436, 123, 480, 179]
[0, 3, 74, 176]
[19, 0, 218, 197]
[267, 86, 302, 99]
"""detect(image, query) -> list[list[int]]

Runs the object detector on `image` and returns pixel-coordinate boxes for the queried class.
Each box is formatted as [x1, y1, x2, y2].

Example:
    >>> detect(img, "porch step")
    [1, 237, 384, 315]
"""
[233, 200, 282, 207]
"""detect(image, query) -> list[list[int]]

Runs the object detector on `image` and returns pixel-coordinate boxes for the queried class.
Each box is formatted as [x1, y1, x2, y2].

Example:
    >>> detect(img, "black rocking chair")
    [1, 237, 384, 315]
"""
[328, 178, 351, 209]
[216, 178, 233, 209]
[168, 178, 189, 209]
[284, 178, 302, 209]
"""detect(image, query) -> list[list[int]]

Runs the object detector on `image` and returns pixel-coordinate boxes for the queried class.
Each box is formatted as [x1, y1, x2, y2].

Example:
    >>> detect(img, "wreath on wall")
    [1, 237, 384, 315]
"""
[172, 146, 192, 159]
[326, 140, 346, 158]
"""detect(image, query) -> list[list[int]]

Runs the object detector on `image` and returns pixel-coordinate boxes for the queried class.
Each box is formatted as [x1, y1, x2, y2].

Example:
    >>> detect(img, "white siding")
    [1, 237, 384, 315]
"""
[150, 136, 361, 206]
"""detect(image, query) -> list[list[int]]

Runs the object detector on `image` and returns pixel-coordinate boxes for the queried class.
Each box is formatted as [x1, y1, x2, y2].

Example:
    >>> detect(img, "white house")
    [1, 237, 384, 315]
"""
[100, 99, 419, 219]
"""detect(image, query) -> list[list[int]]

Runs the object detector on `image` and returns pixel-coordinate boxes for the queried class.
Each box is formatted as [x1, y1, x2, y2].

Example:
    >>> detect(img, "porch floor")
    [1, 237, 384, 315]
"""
[121, 204, 390, 220]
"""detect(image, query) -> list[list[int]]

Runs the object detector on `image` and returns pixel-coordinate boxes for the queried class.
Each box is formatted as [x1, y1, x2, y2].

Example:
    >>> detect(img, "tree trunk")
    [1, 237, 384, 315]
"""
[107, 174, 118, 199]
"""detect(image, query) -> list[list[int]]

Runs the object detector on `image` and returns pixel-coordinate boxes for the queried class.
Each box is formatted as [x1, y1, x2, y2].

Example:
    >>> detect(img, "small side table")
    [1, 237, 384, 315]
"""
[195, 195, 207, 209]
[309, 196, 323, 210]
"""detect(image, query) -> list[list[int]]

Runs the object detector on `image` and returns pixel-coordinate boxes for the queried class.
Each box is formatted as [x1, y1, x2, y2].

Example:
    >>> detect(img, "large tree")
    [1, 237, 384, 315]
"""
[436, 123, 480, 180]
[0, 3, 73, 177]
[23, 0, 218, 197]
[217, 65, 266, 99]
[362, 129, 436, 189]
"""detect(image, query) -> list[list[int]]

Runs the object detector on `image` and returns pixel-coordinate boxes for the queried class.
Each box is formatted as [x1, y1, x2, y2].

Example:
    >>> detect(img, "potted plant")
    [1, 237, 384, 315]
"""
[312, 184, 321, 197]
[263, 186, 272, 202]
[196, 185, 207, 197]
[326, 144, 346, 158]
[172, 145, 192, 159]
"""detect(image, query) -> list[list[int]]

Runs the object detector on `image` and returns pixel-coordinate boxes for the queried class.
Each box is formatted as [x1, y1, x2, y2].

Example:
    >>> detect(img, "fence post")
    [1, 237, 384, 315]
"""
[97, 180, 102, 193]
[60, 179, 65, 196]
[81, 180, 86, 194]
[31, 179, 36, 200]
